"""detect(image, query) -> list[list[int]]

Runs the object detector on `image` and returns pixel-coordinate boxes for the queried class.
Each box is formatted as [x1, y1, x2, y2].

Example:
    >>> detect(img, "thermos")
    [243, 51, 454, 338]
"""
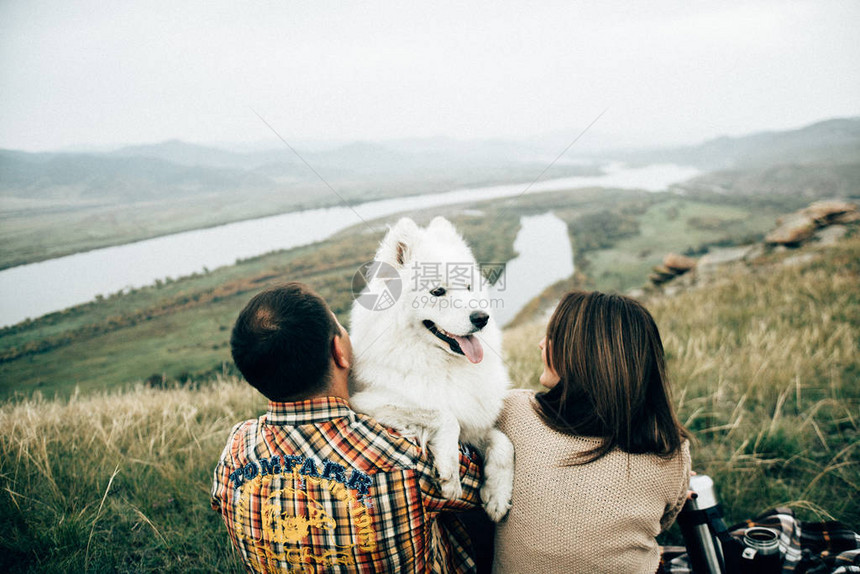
[678, 476, 784, 574]
[678, 475, 727, 574]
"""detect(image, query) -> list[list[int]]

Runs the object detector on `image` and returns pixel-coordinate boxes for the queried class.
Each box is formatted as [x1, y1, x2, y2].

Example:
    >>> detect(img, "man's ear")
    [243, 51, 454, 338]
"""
[331, 333, 350, 369]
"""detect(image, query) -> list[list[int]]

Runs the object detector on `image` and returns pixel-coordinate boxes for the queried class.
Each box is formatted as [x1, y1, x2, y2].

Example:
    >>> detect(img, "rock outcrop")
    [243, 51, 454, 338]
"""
[765, 212, 818, 246]
[649, 253, 697, 285]
[766, 200, 857, 246]
[646, 199, 857, 291]
[663, 253, 697, 273]
[804, 200, 858, 225]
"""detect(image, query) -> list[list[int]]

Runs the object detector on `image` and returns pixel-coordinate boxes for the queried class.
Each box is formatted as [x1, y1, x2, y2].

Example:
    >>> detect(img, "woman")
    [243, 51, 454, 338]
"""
[493, 291, 691, 574]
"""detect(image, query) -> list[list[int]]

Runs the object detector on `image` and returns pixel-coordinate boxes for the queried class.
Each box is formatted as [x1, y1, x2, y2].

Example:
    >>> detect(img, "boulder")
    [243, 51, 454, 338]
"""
[802, 200, 857, 225]
[833, 210, 860, 225]
[663, 253, 697, 273]
[649, 265, 677, 285]
[765, 212, 817, 246]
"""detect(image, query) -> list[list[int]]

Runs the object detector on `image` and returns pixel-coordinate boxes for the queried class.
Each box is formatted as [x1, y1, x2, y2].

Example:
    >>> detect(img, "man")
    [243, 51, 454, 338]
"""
[212, 282, 484, 573]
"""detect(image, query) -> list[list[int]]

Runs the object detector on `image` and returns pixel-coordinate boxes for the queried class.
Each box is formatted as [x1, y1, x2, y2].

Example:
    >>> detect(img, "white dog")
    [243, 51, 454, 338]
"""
[349, 216, 514, 521]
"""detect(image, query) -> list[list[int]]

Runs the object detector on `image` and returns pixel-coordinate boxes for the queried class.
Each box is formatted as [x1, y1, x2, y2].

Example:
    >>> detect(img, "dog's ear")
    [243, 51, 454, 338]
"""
[428, 216, 457, 236]
[378, 217, 421, 267]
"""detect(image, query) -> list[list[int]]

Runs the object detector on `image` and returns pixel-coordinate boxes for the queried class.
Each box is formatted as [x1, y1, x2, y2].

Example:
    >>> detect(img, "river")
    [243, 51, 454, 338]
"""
[0, 163, 698, 327]
[492, 212, 574, 326]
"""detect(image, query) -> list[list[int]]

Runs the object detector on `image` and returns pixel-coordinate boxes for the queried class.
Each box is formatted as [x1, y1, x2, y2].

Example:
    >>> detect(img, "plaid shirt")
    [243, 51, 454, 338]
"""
[211, 396, 483, 573]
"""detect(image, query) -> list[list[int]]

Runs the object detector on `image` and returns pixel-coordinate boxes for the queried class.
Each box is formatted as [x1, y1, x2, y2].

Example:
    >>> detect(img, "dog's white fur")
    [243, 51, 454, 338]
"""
[349, 216, 514, 521]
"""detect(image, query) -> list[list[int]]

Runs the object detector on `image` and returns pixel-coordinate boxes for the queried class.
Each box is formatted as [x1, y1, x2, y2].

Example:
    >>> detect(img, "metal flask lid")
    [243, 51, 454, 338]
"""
[689, 474, 718, 509]
[743, 527, 781, 555]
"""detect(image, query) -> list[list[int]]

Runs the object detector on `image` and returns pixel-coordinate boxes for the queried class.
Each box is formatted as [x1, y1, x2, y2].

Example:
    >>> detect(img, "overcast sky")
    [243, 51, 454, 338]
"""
[1, 0, 858, 152]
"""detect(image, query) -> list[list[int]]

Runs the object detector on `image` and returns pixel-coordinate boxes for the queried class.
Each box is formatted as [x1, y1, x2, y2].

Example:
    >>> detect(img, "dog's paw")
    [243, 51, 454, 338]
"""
[436, 458, 463, 499]
[481, 485, 511, 522]
[439, 475, 463, 500]
[479, 428, 514, 521]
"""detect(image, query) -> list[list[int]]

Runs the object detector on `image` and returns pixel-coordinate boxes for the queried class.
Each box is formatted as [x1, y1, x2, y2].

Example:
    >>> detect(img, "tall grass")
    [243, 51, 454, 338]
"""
[656, 238, 859, 529]
[0, 378, 262, 573]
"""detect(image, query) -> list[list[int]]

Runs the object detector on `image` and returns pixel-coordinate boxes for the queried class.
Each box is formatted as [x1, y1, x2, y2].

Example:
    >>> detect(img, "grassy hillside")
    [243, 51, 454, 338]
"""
[0, 378, 256, 573]
[1, 231, 856, 573]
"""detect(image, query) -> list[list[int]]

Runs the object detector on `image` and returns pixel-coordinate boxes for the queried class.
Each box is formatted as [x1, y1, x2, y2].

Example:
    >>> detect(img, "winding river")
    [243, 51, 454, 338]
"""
[0, 163, 698, 327]
[492, 212, 573, 326]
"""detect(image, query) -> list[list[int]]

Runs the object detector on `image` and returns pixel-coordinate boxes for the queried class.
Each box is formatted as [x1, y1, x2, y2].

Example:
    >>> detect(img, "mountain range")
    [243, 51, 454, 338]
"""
[622, 117, 860, 169]
[0, 117, 857, 271]
[3, 117, 858, 201]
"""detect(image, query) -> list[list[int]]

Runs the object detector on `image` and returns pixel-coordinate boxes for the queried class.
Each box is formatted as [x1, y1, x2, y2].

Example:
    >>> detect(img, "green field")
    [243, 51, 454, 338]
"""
[584, 198, 780, 292]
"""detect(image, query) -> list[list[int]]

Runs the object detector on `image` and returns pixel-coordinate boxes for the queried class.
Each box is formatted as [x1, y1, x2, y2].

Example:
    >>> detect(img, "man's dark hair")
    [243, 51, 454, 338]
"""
[230, 282, 339, 401]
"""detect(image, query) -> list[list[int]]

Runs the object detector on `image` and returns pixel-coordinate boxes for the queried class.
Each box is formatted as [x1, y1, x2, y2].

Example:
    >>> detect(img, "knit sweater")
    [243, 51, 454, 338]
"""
[493, 389, 690, 574]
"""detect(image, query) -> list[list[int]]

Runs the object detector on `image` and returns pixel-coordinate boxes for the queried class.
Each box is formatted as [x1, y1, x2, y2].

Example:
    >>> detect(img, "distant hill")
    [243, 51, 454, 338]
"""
[672, 161, 860, 207]
[1, 138, 543, 195]
[623, 117, 860, 170]
[0, 135, 596, 207]
[7, 116, 857, 204]
[110, 139, 282, 170]
[0, 142, 416, 204]
[0, 149, 277, 201]
[110, 138, 537, 175]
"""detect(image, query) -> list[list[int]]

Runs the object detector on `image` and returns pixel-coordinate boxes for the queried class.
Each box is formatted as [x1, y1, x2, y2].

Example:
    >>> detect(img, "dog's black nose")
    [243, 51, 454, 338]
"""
[470, 311, 489, 329]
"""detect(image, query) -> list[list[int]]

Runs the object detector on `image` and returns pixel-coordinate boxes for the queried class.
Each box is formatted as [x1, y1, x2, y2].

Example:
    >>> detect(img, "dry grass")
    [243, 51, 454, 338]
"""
[504, 234, 860, 531]
[654, 238, 859, 529]
[0, 377, 262, 573]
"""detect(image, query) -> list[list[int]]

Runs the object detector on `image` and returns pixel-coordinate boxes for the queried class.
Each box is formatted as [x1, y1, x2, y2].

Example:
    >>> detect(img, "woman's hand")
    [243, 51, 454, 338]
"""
[686, 470, 698, 500]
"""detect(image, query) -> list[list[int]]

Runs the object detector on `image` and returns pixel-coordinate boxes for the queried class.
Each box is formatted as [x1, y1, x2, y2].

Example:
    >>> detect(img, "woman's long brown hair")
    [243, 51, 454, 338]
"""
[535, 291, 690, 465]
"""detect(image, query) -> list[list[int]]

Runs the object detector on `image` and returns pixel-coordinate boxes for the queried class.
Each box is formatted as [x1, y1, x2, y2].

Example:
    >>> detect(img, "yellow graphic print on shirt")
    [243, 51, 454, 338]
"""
[262, 486, 336, 544]
[232, 455, 377, 571]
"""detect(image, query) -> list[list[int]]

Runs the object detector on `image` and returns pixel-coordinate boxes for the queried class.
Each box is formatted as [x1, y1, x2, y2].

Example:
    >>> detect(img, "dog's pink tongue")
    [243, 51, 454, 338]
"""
[452, 334, 484, 364]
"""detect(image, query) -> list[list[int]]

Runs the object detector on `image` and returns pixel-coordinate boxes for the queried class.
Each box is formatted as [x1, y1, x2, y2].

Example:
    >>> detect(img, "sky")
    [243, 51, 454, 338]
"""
[1, 0, 858, 152]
